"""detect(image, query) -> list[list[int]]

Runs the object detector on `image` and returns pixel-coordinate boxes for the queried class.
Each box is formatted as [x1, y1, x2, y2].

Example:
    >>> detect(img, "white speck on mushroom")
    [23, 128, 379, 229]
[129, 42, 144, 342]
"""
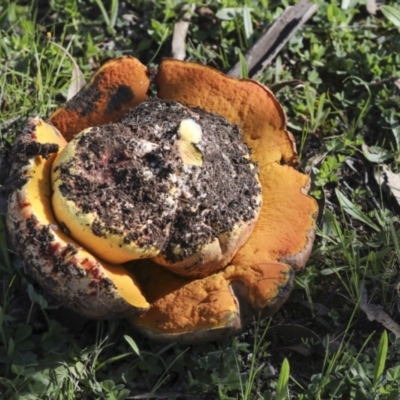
[179, 119, 202, 143]
[142, 169, 153, 181]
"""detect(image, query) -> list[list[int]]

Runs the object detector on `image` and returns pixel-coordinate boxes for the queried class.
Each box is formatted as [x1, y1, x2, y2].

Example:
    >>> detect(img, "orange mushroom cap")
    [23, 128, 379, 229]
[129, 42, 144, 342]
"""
[49, 57, 150, 142]
[7, 56, 318, 343]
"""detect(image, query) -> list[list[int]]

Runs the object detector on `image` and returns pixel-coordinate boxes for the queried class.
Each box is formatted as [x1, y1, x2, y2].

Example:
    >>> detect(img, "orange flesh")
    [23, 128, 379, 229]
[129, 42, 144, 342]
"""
[49, 57, 150, 142]
[130, 258, 293, 333]
[233, 163, 315, 271]
[132, 261, 239, 333]
[28, 120, 148, 309]
[223, 261, 292, 309]
[157, 59, 296, 165]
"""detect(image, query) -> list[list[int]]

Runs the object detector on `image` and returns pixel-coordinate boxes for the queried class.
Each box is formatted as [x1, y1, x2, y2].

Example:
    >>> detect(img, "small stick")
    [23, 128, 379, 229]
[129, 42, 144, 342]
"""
[171, 4, 195, 60]
[0, 116, 21, 133]
[227, 0, 318, 79]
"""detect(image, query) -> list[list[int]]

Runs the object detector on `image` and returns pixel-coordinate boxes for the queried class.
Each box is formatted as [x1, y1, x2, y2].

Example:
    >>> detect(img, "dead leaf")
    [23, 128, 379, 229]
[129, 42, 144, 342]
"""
[374, 165, 400, 206]
[49, 40, 86, 100]
[362, 142, 392, 163]
[360, 286, 400, 339]
[197, 6, 216, 22]
[171, 5, 195, 60]
[366, 0, 378, 15]
[67, 62, 86, 101]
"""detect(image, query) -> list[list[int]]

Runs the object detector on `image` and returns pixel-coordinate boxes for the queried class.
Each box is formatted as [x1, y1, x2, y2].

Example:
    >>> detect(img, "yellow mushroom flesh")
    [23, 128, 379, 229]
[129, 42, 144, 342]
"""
[6, 118, 149, 319]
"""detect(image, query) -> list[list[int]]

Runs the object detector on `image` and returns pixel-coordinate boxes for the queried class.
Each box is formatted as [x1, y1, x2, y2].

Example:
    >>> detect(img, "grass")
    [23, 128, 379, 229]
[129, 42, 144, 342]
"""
[1, 0, 400, 398]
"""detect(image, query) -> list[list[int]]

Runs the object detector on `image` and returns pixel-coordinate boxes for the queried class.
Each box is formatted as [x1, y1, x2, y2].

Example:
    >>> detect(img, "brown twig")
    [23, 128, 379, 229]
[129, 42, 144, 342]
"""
[227, 0, 318, 79]
[353, 76, 400, 94]
[171, 5, 195, 60]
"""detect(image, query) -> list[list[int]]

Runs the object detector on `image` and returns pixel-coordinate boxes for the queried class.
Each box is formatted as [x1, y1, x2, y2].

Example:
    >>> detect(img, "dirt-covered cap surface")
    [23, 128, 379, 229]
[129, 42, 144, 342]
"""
[54, 98, 261, 266]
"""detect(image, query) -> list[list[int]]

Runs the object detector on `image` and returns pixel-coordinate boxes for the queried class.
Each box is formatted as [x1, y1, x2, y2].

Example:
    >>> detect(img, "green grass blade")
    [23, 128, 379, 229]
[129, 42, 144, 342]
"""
[335, 189, 380, 232]
[304, 85, 316, 129]
[381, 5, 400, 28]
[124, 335, 140, 356]
[373, 330, 388, 389]
[147, 27, 170, 65]
[276, 358, 290, 400]
[316, 92, 326, 125]
[389, 110, 400, 150]
[93, 0, 111, 28]
[95, 352, 134, 371]
[237, 48, 248, 79]
[242, 5, 253, 40]
[0, 216, 11, 272]
[110, 0, 119, 29]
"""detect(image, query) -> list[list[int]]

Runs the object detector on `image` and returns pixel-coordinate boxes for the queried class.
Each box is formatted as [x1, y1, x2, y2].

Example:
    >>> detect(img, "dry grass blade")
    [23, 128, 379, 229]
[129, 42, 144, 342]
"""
[227, 0, 318, 78]
[49, 39, 86, 100]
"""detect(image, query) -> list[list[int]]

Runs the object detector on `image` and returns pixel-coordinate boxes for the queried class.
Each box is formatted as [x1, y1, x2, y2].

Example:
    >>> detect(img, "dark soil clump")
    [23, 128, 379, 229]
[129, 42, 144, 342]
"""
[55, 122, 181, 251]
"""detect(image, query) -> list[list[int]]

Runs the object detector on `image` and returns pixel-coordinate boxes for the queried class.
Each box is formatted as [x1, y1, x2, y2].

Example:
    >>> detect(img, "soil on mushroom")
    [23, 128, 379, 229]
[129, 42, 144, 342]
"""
[53, 98, 262, 267]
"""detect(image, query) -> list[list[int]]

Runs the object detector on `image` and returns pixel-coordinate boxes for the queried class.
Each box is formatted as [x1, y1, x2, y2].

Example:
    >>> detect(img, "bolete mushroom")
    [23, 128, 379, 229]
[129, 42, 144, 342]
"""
[6, 56, 318, 343]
